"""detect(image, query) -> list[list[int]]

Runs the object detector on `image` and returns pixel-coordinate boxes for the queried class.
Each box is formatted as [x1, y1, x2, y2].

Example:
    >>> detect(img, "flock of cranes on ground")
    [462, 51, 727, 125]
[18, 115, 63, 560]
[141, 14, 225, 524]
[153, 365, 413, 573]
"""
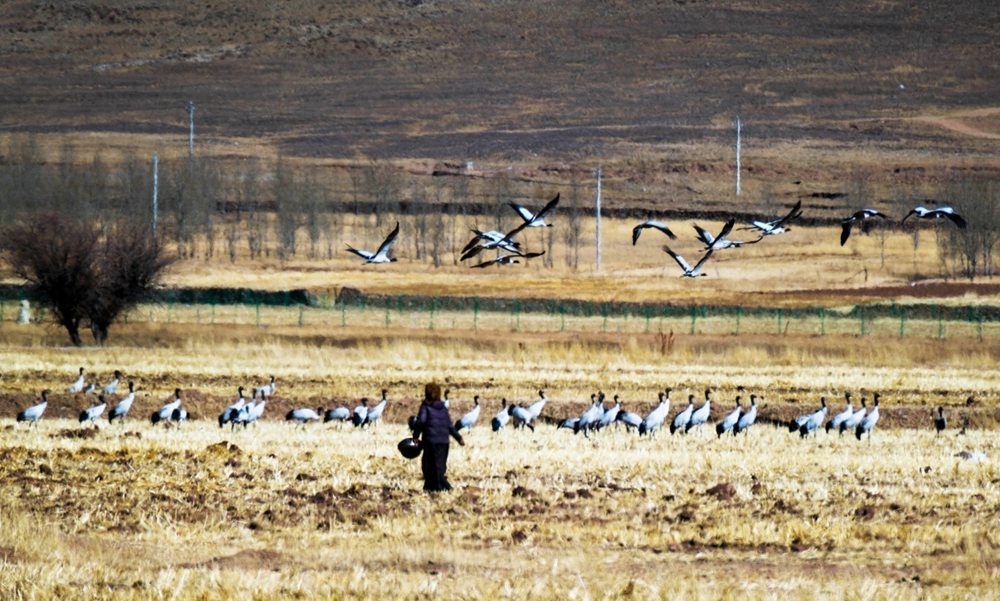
[15, 368, 959, 442]
[343, 195, 968, 276]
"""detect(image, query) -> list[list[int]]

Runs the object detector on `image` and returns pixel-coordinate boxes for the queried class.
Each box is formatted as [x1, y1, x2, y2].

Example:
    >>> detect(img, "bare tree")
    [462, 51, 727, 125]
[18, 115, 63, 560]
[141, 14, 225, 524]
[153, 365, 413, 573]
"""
[274, 157, 300, 261]
[363, 160, 402, 228]
[86, 221, 174, 344]
[939, 177, 1000, 280]
[241, 162, 266, 260]
[448, 177, 469, 264]
[563, 170, 583, 269]
[2, 214, 172, 345]
[2, 214, 98, 345]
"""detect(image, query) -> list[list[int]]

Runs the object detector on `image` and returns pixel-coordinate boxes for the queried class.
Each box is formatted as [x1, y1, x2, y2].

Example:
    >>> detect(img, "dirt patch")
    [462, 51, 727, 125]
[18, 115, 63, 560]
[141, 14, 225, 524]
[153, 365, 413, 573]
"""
[705, 482, 737, 501]
[50, 428, 98, 440]
[177, 549, 285, 571]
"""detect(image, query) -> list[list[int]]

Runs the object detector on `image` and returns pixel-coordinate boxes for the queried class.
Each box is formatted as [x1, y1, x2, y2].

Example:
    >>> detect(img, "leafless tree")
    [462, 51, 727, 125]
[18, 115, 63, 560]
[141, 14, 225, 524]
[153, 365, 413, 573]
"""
[939, 177, 1000, 280]
[1, 214, 172, 346]
[563, 170, 583, 269]
[363, 160, 402, 228]
[86, 221, 174, 344]
[2, 214, 98, 345]
[241, 162, 266, 260]
[274, 157, 300, 261]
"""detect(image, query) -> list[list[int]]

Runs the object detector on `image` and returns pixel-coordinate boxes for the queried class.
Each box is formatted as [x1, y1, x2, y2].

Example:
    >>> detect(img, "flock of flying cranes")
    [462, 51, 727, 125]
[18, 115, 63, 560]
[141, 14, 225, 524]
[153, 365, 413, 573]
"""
[343, 195, 969, 276]
[15, 369, 960, 445]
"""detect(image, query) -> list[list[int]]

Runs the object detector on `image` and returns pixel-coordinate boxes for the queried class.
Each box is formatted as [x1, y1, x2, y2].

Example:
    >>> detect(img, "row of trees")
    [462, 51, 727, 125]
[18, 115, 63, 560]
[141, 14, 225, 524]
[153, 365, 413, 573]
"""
[0, 136, 593, 269]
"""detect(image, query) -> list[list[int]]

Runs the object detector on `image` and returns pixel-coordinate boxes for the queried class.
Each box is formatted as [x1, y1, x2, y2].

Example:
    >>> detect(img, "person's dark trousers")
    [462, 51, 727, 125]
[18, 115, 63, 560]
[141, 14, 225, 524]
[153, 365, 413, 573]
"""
[422, 443, 451, 492]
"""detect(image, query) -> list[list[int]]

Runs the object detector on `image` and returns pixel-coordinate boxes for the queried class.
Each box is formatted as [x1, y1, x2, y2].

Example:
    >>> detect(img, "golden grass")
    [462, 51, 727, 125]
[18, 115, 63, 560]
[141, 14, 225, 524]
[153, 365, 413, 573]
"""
[145, 216, 1000, 310]
[0, 420, 998, 599]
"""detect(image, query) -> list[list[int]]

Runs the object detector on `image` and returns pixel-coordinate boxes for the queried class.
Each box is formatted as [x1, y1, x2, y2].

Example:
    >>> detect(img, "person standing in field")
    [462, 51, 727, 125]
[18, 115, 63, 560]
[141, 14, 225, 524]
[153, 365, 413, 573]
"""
[413, 382, 464, 492]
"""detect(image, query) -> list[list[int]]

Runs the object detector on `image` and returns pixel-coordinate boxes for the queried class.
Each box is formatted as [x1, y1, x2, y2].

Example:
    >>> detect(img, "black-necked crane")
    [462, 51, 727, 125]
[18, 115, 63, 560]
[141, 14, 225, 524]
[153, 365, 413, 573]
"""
[617, 409, 642, 432]
[639, 390, 671, 436]
[597, 395, 621, 430]
[244, 392, 266, 426]
[462, 228, 522, 256]
[364, 389, 388, 427]
[352, 398, 369, 427]
[509, 193, 559, 228]
[855, 393, 880, 441]
[324, 406, 351, 424]
[510, 403, 535, 431]
[17, 390, 49, 427]
[470, 250, 545, 269]
[798, 397, 828, 438]
[455, 396, 481, 432]
[632, 220, 678, 245]
[101, 370, 123, 396]
[694, 219, 760, 251]
[219, 386, 248, 428]
[686, 389, 712, 434]
[733, 394, 758, 435]
[461, 221, 529, 261]
[109, 381, 136, 424]
[670, 394, 695, 435]
[151, 389, 182, 425]
[934, 406, 946, 436]
[286, 407, 322, 427]
[826, 392, 854, 435]
[346, 222, 400, 264]
[840, 209, 890, 245]
[67, 367, 86, 394]
[663, 246, 714, 278]
[716, 396, 742, 437]
[557, 416, 579, 430]
[902, 205, 967, 229]
[841, 397, 867, 435]
[742, 200, 802, 237]
[491, 399, 512, 432]
[80, 394, 108, 426]
[258, 375, 277, 398]
[575, 392, 605, 437]
[527, 390, 547, 423]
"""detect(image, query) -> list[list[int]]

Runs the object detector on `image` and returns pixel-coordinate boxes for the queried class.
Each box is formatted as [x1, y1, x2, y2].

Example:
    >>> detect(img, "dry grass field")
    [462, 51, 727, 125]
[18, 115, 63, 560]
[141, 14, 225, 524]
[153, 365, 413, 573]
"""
[2, 1, 999, 598]
[1, 309, 1000, 598]
[0, 419, 998, 599]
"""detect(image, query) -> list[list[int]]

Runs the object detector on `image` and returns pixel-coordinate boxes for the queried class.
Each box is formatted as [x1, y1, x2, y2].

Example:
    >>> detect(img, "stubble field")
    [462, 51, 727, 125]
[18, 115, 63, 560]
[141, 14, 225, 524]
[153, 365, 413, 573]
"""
[1, 309, 999, 599]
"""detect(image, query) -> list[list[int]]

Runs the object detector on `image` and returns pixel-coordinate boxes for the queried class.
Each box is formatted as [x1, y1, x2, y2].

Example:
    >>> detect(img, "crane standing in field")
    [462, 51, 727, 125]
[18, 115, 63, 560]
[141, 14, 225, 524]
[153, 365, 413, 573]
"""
[109, 382, 136, 425]
[856, 393, 881, 441]
[639, 390, 670, 436]
[716, 397, 742, 437]
[17, 390, 49, 427]
[671, 394, 695, 435]
[733, 394, 758, 435]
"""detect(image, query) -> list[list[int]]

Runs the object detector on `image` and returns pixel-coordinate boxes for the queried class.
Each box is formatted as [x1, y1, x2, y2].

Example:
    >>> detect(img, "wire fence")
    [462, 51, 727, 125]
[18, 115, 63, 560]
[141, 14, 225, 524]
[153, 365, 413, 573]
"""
[109, 301, 1000, 341]
[2, 293, 998, 340]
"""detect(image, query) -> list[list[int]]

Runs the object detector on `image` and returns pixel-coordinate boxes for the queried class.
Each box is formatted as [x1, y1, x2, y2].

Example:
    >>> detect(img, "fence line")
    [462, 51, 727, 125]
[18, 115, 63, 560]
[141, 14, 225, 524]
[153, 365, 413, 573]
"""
[2, 296, 998, 341]
[95, 300, 1000, 340]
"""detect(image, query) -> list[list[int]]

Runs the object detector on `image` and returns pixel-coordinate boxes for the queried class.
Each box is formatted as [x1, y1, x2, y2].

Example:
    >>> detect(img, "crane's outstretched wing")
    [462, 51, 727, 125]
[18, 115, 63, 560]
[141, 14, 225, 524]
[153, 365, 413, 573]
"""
[662, 246, 692, 273]
[373, 222, 400, 261]
[345, 245, 375, 261]
[633, 220, 678, 245]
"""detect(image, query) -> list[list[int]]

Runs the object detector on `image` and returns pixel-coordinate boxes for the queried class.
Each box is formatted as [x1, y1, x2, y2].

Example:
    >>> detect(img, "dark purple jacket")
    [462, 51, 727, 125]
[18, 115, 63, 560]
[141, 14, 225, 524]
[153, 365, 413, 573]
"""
[415, 401, 462, 445]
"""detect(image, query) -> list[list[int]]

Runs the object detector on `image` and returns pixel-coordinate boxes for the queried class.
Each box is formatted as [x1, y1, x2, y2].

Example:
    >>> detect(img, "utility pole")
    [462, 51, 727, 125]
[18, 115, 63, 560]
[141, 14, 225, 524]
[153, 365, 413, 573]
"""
[151, 153, 159, 236]
[186, 101, 196, 160]
[735, 115, 742, 196]
[595, 164, 602, 273]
